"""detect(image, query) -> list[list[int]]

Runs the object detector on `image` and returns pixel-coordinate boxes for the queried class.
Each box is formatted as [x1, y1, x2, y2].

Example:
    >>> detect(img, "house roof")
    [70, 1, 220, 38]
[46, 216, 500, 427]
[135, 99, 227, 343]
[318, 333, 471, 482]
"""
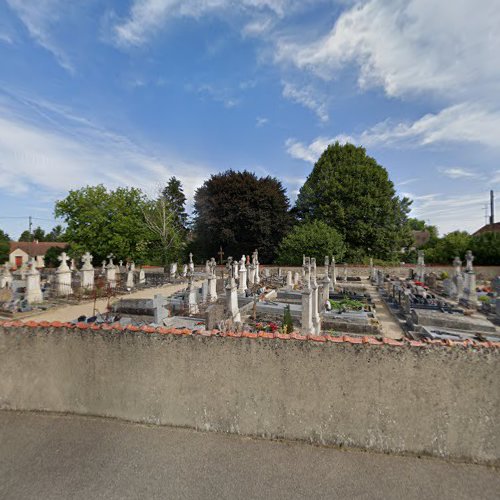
[9, 241, 68, 257]
[473, 222, 500, 236]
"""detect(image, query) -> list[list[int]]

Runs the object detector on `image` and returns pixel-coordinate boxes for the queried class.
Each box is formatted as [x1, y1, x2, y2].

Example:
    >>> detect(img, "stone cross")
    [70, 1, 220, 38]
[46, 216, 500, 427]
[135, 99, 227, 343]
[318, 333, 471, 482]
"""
[81, 252, 93, 271]
[453, 256, 462, 276]
[218, 246, 224, 264]
[107, 254, 115, 267]
[465, 250, 474, 272]
[58, 252, 70, 271]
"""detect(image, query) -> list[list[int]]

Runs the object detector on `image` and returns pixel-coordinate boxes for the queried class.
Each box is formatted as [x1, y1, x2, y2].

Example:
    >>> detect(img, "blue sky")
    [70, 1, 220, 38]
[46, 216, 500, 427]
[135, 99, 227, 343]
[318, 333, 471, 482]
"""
[0, 0, 499, 240]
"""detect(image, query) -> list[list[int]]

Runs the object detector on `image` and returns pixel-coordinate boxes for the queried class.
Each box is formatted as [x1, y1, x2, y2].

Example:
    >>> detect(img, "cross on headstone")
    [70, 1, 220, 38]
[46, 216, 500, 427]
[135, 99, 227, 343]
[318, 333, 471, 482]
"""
[107, 253, 115, 266]
[82, 252, 93, 265]
[189, 252, 193, 264]
[58, 252, 70, 269]
[218, 246, 224, 264]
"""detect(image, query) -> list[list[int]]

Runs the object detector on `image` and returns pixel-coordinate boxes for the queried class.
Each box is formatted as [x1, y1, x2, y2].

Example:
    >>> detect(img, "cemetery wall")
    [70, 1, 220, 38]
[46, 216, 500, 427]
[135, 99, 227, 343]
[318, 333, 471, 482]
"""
[269, 265, 500, 280]
[0, 322, 499, 465]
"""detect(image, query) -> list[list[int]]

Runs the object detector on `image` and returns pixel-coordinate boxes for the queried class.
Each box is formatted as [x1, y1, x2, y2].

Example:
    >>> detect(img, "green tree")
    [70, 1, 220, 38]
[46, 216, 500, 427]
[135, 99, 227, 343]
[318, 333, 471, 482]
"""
[46, 225, 66, 242]
[55, 185, 153, 263]
[294, 142, 412, 261]
[192, 170, 291, 262]
[19, 230, 32, 242]
[0, 229, 9, 264]
[141, 188, 187, 268]
[425, 231, 472, 264]
[407, 218, 439, 245]
[276, 220, 345, 265]
[32, 226, 46, 242]
[162, 177, 188, 230]
[471, 232, 500, 265]
[44, 245, 67, 268]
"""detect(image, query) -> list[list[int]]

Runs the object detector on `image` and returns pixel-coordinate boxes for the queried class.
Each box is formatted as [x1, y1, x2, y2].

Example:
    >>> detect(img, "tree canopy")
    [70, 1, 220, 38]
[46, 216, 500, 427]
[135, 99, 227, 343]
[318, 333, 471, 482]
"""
[192, 170, 291, 262]
[0, 229, 9, 265]
[276, 220, 345, 265]
[55, 185, 153, 263]
[162, 177, 188, 230]
[294, 142, 412, 261]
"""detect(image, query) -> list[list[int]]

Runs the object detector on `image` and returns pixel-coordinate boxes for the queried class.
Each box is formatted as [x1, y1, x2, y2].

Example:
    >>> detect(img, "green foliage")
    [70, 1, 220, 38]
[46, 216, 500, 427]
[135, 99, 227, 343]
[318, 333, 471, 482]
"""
[0, 228, 9, 264]
[55, 185, 153, 264]
[193, 170, 291, 263]
[282, 305, 294, 334]
[470, 232, 500, 265]
[162, 177, 188, 230]
[440, 271, 449, 280]
[329, 297, 365, 311]
[425, 231, 472, 264]
[142, 194, 187, 267]
[294, 142, 413, 261]
[407, 217, 439, 246]
[276, 220, 345, 265]
[18, 230, 32, 242]
[44, 246, 67, 268]
[46, 225, 66, 242]
[478, 295, 491, 304]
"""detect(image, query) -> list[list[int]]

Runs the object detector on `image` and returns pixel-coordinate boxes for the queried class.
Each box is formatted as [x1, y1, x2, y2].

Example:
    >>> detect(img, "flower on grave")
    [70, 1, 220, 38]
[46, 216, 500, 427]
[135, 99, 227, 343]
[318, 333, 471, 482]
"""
[268, 322, 278, 332]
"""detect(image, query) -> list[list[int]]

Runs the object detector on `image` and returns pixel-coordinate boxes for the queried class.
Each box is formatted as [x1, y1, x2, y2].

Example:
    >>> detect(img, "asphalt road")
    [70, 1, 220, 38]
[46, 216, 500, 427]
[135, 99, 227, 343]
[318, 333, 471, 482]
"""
[0, 411, 499, 500]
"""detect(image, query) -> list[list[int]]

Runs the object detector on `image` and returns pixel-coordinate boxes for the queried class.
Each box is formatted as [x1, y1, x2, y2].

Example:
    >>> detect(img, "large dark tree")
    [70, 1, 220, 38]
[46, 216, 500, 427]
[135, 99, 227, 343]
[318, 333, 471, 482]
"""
[294, 142, 412, 261]
[192, 170, 291, 262]
[0, 228, 9, 264]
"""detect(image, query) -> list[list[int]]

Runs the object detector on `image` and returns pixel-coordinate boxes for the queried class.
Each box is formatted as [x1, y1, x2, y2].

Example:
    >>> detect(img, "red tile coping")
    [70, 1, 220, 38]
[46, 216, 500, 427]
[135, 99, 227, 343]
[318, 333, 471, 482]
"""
[0, 320, 498, 349]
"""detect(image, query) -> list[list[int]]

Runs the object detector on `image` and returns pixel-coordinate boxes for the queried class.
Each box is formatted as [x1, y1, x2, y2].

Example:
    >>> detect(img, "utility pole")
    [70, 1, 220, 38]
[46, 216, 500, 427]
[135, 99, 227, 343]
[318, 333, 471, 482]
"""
[28, 215, 33, 241]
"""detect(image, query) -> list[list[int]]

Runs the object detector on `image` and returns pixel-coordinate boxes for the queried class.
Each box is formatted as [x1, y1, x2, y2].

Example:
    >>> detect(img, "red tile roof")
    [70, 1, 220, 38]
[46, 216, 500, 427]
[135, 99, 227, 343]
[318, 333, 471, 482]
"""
[9, 241, 68, 257]
[473, 222, 500, 236]
[0, 321, 498, 349]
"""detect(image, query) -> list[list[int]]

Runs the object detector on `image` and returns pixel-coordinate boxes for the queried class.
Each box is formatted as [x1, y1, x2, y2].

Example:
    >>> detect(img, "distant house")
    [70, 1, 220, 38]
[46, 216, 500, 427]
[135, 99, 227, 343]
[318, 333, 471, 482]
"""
[473, 222, 500, 237]
[9, 241, 68, 269]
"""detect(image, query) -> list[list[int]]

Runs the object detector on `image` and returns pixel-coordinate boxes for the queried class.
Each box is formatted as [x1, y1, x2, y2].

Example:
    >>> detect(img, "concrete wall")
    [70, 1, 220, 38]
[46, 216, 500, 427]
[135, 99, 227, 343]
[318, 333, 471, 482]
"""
[268, 265, 500, 281]
[0, 324, 499, 465]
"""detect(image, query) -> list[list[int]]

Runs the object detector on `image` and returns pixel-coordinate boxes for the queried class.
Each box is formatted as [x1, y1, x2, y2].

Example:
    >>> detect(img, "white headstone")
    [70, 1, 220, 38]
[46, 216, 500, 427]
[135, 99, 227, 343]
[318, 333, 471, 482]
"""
[25, 259, 43, 304]
[56, 252, 73, 296]
[80, 252, 94, 289]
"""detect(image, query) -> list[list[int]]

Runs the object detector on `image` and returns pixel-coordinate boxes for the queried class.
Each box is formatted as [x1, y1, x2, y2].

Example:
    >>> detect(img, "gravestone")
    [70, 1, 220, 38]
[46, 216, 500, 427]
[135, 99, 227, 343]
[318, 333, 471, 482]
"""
[238, 256, 247, 294]
[127, 262, 135, 289]
[301, 258, 313, 335]
[80, 252, 94, 290]
[56, 252, 73, 296]
[25, 259, 43, 304]
[106, 254, 117, 289]
[311, 258, 321, 335]
[0, 263, 13, 289]
[225, 277, 241, 324]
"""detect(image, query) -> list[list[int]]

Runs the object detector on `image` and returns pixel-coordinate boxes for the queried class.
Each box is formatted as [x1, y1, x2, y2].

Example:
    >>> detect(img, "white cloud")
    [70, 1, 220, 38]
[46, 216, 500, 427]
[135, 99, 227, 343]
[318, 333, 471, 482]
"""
[276, 0, 500, 101]
[282, 82, 329, 122]
[256, 116, 268, 127]
[186, 83, 239, 108]
[285, 135, 352, 163]
[406, 192, 491, 234]
[0, 32, 13, 44]
[440, 168, 475, 179]
[113, 0, 293, 46]
[5, 0, 74, 73]
[0, 94, 213, 202]
[286, 102, 500, 163]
